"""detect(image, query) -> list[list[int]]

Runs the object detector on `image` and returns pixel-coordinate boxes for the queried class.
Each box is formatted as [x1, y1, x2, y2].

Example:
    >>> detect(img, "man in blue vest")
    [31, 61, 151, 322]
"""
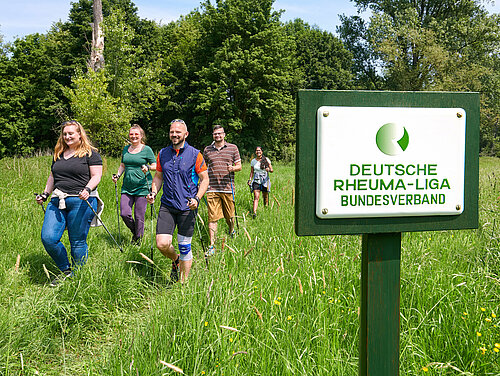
[147, 119, 209, 283]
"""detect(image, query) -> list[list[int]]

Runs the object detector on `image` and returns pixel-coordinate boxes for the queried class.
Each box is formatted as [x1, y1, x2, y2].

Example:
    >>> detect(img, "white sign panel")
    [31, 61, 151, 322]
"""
[316, 106, 466, 219]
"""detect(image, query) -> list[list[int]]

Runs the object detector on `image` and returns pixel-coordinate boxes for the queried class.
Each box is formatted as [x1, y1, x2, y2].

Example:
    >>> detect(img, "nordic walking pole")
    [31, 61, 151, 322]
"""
[247, 180, 253, 214]
[84, 199, 124, 253]
[112, 176, 121, 244]
[149, 199, 155, 278]
[195, 208, 209, 268]
[230, 175, 240, 231]
[144, 171, 155, 278]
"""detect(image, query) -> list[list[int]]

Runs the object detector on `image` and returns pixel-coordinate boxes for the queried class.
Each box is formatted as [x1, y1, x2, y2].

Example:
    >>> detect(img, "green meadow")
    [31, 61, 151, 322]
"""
[0, 156, 498, 375]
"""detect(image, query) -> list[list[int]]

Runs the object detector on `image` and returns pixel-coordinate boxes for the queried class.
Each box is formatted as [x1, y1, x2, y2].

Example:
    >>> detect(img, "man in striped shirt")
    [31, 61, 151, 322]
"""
[203, 125, 242, 256]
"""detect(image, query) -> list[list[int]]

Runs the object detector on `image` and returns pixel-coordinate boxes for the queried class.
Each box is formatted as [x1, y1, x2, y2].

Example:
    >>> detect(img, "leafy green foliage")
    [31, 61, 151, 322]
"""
[339, 0, 500, 156]
[63, 69, 131, 154]
[63, 7, 164, 156]
[189, 0, 298, 157]
[0, 0, 498, 157]
[286, 19, 353, 90]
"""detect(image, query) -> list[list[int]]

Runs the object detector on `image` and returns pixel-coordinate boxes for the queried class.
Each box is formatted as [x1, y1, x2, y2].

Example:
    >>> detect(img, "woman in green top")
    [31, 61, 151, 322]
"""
[112, 124, 156, 244]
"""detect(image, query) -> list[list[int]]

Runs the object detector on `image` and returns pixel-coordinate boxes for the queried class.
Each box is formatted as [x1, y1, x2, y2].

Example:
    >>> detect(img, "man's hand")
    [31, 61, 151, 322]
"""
[187, 197, 199, 211]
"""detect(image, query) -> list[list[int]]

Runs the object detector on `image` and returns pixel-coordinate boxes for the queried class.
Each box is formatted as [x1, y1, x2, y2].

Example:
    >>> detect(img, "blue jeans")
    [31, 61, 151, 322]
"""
[41, 196, 97, 271]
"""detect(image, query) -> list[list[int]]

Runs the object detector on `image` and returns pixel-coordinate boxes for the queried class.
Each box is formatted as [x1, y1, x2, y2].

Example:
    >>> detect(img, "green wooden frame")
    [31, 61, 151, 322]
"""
[295, 90, 479, 236]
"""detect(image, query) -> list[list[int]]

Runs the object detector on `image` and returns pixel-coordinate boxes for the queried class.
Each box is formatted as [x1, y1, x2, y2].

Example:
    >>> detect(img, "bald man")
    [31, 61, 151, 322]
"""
[147, 119, 209, 283]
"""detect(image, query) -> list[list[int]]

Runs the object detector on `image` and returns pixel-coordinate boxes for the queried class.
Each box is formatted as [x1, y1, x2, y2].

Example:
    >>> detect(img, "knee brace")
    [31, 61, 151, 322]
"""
[178, 234, 193, 261]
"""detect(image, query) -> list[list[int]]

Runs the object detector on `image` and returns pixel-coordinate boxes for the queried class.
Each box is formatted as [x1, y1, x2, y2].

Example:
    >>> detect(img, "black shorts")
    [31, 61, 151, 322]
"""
[156, 204, 196, 237]
[252, 182, 268, 192]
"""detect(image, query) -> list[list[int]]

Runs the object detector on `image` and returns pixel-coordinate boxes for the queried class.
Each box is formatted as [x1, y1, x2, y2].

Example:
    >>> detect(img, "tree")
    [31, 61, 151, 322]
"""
[184, 0, 299, 158]
[63, 69, 132, 154]
[90, 0, 105, 71]
[338, 0, 500, 155]
[64, 7, 163, 155]
[0, 31, 77, 156]
[285, 19, 353, 90]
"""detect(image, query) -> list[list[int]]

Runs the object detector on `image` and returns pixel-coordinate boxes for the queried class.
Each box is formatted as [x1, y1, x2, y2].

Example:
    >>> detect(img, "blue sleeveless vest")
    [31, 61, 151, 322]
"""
[158, 141, 200, 211]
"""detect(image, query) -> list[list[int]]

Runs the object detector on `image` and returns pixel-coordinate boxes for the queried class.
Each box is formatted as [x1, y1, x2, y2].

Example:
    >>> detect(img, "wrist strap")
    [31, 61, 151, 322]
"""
[84, 186, 92, 194]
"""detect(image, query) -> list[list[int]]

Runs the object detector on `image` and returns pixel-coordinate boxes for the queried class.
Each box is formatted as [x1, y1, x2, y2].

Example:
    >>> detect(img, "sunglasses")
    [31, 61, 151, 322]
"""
[170, 119, 186, 125]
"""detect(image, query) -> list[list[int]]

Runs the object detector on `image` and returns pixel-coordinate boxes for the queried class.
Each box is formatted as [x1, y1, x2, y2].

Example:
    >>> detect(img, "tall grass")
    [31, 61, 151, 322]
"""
[0, 156, 498, 375]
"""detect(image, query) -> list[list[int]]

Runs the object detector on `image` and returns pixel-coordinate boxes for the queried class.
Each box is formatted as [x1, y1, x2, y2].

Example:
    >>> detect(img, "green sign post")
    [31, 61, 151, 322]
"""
[295, 90, 479, 375]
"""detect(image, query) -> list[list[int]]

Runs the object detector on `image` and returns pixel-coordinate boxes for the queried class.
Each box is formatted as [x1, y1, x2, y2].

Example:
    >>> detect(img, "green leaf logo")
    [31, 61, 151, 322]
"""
[376, 123, 409, 156]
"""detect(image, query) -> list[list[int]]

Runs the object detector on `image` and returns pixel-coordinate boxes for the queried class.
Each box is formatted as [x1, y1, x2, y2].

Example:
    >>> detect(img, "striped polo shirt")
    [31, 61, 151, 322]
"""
[203, 142, 241, 193]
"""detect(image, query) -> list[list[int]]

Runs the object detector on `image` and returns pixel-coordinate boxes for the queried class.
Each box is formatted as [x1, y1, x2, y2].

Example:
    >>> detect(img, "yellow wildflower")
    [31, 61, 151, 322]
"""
[229, 338, 233, 342]
[204, 321, 208, 327]
[486, 318, 492, 322]
[492, 312, 497, 318]
[477, 332, 482, 337]
[481, 307, 486, 312]
[422, 366, 429, 372]
[274, 300, 281, 306]
[480, 347, 487, 355]
[495, 343, 500, 349]
[287, 316, 292, 321]
[463, 312, 468, 316]
[494, 348, 499, 353]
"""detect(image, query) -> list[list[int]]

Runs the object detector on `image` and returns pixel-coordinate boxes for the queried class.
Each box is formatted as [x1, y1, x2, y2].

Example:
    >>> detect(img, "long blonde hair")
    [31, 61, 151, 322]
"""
[53, 120, 97, 161]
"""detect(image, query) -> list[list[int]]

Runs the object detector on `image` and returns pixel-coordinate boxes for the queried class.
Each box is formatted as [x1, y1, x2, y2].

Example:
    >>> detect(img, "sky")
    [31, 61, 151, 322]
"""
[1, 0, 499, 44]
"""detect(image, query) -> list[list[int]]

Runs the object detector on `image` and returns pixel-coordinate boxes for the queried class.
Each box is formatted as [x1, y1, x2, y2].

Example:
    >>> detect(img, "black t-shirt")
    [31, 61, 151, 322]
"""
[51, 151, 103, 194]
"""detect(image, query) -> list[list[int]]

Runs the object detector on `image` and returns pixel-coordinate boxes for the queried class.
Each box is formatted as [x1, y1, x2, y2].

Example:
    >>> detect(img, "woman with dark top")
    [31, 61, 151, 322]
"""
[112, 124, 156, 244]
[248, 146, 273, 218]
[36, 120, 102, 287]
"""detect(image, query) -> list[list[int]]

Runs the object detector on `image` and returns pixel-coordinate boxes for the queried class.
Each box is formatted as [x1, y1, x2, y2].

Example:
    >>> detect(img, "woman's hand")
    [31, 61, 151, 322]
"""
[35, 192, 49, 205]
[147, 191, 156, 204]
[79, 187, 91, 200]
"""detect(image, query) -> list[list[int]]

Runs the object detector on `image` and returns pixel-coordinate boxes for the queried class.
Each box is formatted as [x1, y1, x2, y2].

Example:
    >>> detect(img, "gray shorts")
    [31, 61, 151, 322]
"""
[156, 204, 195, 237]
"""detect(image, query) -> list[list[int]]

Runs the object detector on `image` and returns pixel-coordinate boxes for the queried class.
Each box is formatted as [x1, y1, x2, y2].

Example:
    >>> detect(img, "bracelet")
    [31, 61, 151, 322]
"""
[194, 196, 200, 204]
[40, 191, 49, 202]
[84, 187, 92, 194]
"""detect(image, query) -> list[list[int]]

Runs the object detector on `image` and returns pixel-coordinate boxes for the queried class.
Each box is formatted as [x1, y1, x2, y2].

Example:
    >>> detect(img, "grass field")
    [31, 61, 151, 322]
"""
[0, 156, 498, 375]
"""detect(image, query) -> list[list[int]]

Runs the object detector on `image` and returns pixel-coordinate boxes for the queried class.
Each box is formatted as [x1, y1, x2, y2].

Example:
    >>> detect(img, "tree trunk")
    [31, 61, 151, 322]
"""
[89, 0, 104, 71]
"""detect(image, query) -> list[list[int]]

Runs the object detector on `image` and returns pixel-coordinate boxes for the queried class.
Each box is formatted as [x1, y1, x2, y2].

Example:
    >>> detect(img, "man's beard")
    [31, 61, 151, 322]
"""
[171, 136, 185, 148]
